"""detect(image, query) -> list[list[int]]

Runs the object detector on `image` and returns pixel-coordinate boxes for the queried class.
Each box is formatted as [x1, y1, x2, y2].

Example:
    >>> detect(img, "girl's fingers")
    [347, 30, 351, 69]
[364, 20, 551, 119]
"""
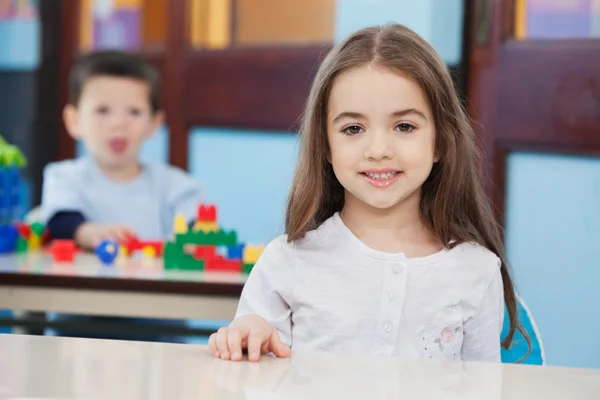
[215, 327, 231, 360]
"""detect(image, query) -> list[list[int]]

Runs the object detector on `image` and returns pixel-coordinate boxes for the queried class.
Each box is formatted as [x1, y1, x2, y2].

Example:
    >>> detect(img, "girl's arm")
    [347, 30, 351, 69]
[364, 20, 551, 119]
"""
[235, 236, 295, 345]
[210, 236, 295, 361]
[461, 262, 505, 362]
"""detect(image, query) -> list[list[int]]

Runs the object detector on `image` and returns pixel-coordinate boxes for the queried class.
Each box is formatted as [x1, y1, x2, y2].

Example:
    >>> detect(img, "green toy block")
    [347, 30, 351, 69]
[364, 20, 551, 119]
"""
[174, 229, 238, 247]
[181, 256, 204, 271]
[163, 241, 205, 271]
[16, 237, 28, 253]
[30, 222, 45, 236]
[0, 135, 27, 168]
[243, 263, 254, 274]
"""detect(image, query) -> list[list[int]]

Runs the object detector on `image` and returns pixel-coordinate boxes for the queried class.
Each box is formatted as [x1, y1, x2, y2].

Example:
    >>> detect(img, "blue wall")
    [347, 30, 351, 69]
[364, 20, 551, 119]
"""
[0, 19, 39, 71]
[505, 152, 600, 369]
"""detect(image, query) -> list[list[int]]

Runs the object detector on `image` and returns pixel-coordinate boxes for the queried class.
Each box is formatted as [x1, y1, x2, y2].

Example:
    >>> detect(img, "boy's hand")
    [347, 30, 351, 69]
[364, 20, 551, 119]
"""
[208, 315, 291, 362]
[75, 222, 137, 250]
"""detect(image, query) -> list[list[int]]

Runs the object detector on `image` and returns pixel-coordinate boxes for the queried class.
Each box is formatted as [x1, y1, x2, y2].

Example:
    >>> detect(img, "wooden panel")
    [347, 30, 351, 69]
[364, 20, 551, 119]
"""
[183, 46, 330, 131]
[496, 40, 600, 154]
[163, 0, 189, 170]
[465, 0, 600, 223]
[189, 0, 232, 49]
[57, 1, 81, 162]
[142, 0, 166, 46]
[235, 0, 335, 46]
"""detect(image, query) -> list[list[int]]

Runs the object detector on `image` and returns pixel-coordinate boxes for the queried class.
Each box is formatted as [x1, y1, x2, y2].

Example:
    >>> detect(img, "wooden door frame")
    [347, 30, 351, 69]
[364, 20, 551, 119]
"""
[465, 0, 600, 225]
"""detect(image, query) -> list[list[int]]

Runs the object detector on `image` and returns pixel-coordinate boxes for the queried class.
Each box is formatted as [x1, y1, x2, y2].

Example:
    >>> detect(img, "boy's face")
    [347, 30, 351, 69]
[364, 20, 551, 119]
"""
[64, 76, 163, 171]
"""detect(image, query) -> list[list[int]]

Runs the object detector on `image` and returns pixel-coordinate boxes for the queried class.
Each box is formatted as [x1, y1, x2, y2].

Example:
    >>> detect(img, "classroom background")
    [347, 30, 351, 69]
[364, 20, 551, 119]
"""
[0, 0, 599, 371]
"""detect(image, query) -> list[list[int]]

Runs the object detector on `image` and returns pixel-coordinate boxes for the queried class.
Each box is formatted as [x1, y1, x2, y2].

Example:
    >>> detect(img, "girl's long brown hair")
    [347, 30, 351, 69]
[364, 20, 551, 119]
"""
[285, 24, 529, 353]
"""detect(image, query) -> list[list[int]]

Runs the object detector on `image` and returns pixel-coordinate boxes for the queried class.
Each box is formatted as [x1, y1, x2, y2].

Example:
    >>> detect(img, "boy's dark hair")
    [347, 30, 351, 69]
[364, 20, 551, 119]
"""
[68, 50, 161, 113]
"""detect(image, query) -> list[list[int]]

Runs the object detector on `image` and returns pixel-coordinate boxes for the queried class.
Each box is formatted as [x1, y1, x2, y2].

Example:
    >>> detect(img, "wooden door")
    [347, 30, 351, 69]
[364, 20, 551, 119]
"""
[466, 0, 600, 221]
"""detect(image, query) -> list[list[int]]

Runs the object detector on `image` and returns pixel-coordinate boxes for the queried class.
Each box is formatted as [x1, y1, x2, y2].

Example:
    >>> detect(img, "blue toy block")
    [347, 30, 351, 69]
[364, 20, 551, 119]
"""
[0, 224, 18, 253]
[0, 166, 24, 225]
[227, 243, 245, 260]
[95, 239, 120, 265]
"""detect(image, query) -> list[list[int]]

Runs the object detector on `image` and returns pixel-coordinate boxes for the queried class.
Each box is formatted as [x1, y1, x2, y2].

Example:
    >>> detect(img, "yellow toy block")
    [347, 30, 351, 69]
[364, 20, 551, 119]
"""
[173, 213, 188, 235]
[243, 244, 265, 264]
[193, 221, 218, 233]
[28, 234, 41, 251]
[119, 246, 129, 257]
[142, 246, 156, 258]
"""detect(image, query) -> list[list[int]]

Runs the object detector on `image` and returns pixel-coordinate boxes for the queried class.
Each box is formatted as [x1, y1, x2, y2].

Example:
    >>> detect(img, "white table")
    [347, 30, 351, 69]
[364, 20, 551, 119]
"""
[0, 253, 245, 332]
[0, 333, 599, 399]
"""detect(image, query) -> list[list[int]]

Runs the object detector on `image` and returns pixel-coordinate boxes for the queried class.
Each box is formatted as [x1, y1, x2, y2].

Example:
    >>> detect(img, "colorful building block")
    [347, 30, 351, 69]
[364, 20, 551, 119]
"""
[162, 203, 263, 273]
[227, 243, 244, 260]
[96, 239, 120, 265]
[0, 224, 18, 253]
[243, 244, 264, 265]
[172, 213, 188, 234]
[197, 204, 217, 222]
[205, 255, 242, 273]
[0, 135, 26, 226]
[47, 240, 79, 263]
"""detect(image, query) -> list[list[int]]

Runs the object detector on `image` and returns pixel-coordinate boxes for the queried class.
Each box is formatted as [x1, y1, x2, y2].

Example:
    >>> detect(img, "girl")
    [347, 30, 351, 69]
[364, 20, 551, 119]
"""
[209, 24, 528, 363]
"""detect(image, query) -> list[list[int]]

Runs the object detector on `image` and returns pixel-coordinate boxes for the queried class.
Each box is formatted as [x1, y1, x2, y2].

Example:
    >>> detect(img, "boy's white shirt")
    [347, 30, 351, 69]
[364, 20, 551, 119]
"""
[236, 213, 504, 362]
[39, 157, 203, 240]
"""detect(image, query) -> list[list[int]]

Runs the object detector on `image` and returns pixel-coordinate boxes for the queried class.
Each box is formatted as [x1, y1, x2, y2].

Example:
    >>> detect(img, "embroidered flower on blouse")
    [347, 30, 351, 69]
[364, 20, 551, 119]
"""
[434, 326, 461, 351]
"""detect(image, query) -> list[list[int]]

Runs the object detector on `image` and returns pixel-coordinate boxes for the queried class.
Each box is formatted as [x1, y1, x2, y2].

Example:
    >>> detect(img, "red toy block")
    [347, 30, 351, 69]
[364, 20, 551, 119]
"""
[122, 236, 164, 256]
[205, 255, 242, 273]
[15, 223, 31, 240]
[192, 245, 216, 260]
[47, 239, 80, 263]
[197, 204, 217, 222]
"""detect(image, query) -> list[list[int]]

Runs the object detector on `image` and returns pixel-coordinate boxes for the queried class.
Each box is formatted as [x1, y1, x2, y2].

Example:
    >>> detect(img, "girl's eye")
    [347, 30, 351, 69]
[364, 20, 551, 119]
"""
[129, 108, 142, 116]
[342, 125, 365, 135]
[96, 106, 109, 115]
[396, 123, 415, 133]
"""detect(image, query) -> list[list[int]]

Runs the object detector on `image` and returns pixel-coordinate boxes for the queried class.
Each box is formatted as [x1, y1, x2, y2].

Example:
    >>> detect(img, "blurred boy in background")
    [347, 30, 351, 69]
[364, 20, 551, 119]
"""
[39, 50, 203, 342]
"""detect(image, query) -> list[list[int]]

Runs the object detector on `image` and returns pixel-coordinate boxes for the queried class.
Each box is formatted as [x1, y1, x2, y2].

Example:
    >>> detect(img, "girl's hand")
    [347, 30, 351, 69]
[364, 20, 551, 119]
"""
[208, 315, 291, 362]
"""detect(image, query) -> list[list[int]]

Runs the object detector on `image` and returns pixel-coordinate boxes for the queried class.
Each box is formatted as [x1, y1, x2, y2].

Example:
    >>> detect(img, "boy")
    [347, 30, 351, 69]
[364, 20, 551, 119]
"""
[41, 50, 202, 247]
[39, 50, 203, 342]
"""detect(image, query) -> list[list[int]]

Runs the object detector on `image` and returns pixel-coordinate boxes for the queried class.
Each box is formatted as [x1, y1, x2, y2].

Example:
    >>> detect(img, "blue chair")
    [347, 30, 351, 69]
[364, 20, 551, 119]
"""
[501, 296, 545, 365]
[0, 310, 13, 334]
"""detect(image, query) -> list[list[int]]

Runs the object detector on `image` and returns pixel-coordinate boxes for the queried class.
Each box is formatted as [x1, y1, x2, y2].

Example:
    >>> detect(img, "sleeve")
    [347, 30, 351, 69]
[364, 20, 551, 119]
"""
[165, 166, 204, 224]
[461, 260, 505, 362]
[39, 163, 86, 225]
[46, 211, 86, 240]
[235, 236, 295, 347]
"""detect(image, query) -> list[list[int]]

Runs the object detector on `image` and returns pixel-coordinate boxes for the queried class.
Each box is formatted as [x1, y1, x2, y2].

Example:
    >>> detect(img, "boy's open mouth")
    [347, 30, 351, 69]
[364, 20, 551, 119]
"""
[108, 138, 128, 154]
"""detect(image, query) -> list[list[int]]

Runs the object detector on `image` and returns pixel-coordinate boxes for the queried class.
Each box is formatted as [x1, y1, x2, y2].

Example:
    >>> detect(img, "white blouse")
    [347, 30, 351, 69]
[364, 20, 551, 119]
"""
[235, 213, 504, 362]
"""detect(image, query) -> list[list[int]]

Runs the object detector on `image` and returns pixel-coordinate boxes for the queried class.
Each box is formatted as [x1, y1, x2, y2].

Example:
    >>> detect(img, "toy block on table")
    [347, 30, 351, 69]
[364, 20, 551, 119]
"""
[197, 204, 217, 222]
[164, 241, 204, 271]
[47, 240, 80, 263]
[122, 236, 164, 257]
[0, 135, 26, 226]
[227, 243, 244, 260]
[0, 224, 18, 254]
[242, 244, 264, 274]
[172, 213, 188, 234]
[163, 203, 263, 273]
[205, 255, 242, 272]
[11, 222, 48, 253]
[95, 239, 120, 265]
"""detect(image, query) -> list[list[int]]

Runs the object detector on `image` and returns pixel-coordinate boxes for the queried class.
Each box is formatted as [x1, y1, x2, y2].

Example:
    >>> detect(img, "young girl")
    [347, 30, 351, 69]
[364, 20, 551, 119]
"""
[209, 24, 526, 363]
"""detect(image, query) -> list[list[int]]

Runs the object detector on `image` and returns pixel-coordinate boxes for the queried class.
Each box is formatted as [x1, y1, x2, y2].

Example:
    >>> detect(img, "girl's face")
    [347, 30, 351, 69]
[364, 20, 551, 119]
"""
[326, 64, 438, 213]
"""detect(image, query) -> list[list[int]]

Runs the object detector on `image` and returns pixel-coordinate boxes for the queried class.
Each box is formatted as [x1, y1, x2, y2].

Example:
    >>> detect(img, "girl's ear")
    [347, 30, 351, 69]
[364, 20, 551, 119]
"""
[433, 152, 441, 163]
